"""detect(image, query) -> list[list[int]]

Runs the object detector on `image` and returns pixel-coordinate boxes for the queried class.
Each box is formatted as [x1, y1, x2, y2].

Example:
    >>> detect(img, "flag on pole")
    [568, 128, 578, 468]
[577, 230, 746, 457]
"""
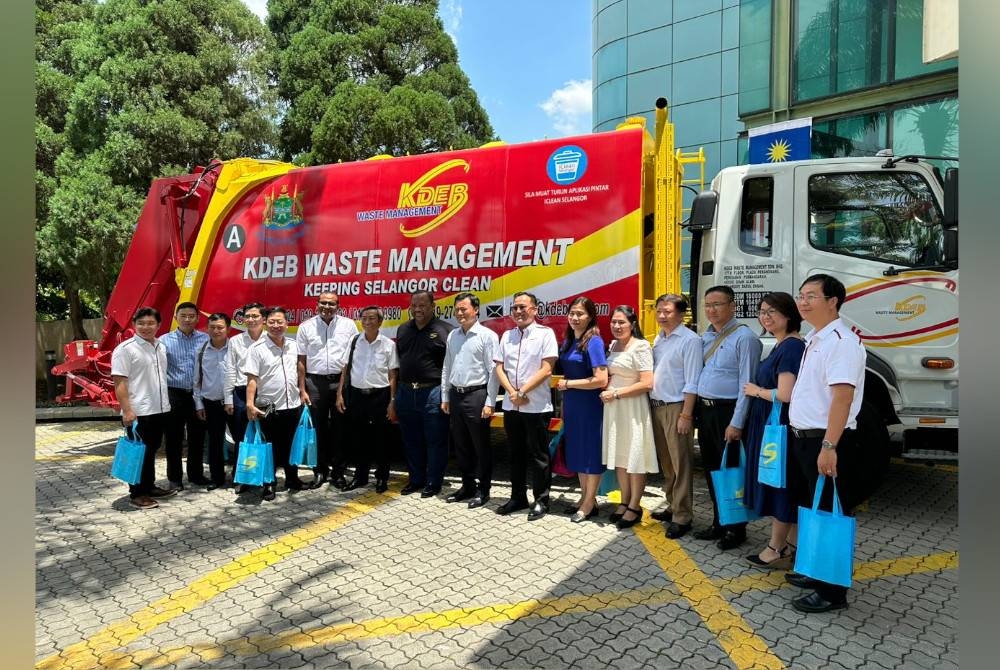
[748, 117, 812, 164]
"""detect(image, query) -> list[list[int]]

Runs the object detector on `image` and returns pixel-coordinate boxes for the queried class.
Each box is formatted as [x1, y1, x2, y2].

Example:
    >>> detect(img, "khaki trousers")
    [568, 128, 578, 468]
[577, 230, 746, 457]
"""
[650, 402, 694, 525]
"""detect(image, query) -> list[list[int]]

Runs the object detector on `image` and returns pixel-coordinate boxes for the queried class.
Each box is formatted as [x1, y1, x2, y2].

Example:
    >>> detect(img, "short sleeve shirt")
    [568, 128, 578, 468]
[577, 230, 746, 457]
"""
[396, 317, 455, 383]
[651, 324, 702, 402]
[495, 322, 559, 413]
[244, 335, 302, 411]
[296, 314, 360, 375]
[110, 335, 170, 416]
[789, 318, 866, 431]
[348, 334, 399, 389]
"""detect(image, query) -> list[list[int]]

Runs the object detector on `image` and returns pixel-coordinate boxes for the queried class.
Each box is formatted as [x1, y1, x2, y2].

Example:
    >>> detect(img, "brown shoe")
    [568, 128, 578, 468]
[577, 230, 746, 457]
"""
[129, 496, 158, 509]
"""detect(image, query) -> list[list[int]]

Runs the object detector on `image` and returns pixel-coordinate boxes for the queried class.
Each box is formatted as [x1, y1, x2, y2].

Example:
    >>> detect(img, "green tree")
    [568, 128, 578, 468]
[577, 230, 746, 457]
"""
[35, 0, 277, 337]
[269, 0, 495, 164]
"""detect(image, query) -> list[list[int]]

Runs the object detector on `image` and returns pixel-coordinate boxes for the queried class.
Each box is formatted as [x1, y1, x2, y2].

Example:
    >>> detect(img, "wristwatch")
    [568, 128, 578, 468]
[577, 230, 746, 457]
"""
[820, 439, 837, 450]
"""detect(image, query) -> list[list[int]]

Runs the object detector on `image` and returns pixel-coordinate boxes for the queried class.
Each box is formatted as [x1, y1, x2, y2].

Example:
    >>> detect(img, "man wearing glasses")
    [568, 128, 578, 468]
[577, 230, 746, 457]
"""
[784, 274, 866, 613]
[494, 291, 558, 520]
[297, 292, 360, 490]
[695, 285, 762, 550]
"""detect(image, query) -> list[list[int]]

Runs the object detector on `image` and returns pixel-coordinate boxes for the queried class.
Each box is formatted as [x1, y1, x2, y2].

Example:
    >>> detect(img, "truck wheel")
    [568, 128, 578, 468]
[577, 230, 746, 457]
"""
[847, 399, 891, 508]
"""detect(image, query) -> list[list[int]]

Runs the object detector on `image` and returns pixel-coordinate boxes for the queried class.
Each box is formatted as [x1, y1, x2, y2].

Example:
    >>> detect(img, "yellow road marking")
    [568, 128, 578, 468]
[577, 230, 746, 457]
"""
[633, 515, 786, 670]
[35, 486, 402, 670]
[34, 430, 110, 448]
[84, 549, 959, 669]
[36, 454, 113, 463]
[890, 457, 958, 473]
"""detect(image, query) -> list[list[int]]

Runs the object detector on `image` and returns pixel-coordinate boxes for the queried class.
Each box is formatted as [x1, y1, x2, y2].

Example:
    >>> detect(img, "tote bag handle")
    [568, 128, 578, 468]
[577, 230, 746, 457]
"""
[812, 474, 843, 517]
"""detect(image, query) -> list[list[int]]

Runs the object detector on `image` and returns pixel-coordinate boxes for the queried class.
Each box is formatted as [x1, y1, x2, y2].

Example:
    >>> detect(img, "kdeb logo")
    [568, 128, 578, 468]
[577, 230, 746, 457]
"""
[260, 183, 306, 243]
[396, 159, 470, 238]
[546, 145, 588, 185]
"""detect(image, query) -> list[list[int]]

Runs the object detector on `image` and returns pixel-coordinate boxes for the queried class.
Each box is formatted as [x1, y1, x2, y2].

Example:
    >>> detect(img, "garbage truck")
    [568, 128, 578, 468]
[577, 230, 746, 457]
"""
[53, 98, 958, 484]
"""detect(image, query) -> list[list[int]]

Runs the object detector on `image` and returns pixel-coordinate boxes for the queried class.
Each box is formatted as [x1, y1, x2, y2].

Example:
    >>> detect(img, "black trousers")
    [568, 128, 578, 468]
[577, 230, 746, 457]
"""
[260, 406, 302, 483]
[230, 385, 248, 466]
[696, 398, 747, 533]
[503, 410, 552, 503]
[791, 429, 859, 602]
[305, 373, 347, 478]
[127, 412, 168, 497]
[165, 387, 206, 484]
[203, 399, 235, 485]
[346, 386, 392, 482]
[450, 387, 493, 494]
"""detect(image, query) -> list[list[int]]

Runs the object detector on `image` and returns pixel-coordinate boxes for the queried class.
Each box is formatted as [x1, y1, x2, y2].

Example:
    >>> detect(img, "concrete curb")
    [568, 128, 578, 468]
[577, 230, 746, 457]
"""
[35, 406, 119, 422]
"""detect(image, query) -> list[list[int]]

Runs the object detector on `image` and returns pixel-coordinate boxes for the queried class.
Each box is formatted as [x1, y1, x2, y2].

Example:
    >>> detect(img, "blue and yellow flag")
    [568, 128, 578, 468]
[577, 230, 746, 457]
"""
[748, 117, 812, 164]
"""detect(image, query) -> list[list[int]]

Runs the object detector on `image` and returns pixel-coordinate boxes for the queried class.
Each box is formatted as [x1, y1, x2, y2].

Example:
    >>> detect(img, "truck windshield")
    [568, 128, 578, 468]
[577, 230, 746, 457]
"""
[808, 172, 945, 267]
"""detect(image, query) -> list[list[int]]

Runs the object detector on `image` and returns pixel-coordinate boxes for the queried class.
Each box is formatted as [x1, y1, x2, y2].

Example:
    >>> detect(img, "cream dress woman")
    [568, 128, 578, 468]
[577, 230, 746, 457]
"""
[602, 338, 658, 473]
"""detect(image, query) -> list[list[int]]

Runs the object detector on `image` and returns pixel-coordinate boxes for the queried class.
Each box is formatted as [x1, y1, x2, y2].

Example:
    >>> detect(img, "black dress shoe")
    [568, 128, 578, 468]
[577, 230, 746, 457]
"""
[527, 501, 549, 520]
[467, 494, 490, 509]
[309, 473, 329, 490]
[420, 486, 440, 498]
[693, 524, 724, 541]
[665, 522, 692, 539]
[262, 486, 276, 502]
[495, 498, 529, 515]
[650, 509, 673, 522]
[342, 478, 369, 492]
[785, 572, 823, 589]
[400, 482, 423, 495]
[446, 486, 477, 503]
[148, 486, 178, 498]
[375, 479, 389, 493]
[716, 530, 748, 550]
[207, 482, 223, 491]
[285, 478, 306, 491]
[791, 591, 848, 613]
[168, 480, 184, 491]
[189, 476, 211, 486]
[331, 475, 348, 490]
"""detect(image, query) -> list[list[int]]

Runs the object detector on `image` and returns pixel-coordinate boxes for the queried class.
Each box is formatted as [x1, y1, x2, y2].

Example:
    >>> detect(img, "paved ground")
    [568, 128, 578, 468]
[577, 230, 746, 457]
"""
[35, 420, 958, 670]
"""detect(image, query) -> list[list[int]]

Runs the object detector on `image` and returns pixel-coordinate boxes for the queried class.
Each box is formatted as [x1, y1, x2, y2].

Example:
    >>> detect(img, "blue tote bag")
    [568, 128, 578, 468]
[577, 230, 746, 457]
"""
[757, 394, 788, 489]
[111, 421, 146, 485]
[234, 420, 275, 486]
[289, 406, 318, 468]
[710, 442, 760, 526]
[794, 475, 856, 587]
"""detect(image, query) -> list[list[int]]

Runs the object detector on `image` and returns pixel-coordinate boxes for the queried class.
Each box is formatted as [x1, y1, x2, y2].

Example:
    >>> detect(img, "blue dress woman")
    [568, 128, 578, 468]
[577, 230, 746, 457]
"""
[556, 297, 609, 523]
[742, 292, 806, 570]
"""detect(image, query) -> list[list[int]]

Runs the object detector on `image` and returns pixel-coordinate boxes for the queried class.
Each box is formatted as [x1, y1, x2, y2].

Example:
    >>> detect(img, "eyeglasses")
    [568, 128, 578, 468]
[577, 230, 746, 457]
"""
[510, 304, 533, 312]
[703, 301, 732, 310]
[318, 300, 338, 307]
[758, 308, 778, 317]
[794, 293, 830, 303]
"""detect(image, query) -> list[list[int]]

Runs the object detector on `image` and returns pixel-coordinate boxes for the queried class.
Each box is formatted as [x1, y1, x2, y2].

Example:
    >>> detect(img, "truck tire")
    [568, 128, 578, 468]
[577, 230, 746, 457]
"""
[847, 399, 891, 509]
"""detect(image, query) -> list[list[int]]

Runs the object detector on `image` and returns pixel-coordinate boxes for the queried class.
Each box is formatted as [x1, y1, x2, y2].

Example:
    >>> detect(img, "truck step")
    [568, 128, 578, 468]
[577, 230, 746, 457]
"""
[899, 449, 958, 463]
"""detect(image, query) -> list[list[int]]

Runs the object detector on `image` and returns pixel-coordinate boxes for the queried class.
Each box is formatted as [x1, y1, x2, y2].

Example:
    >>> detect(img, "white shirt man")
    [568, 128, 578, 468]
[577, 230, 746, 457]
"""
[494, 291, 558, 519]
[785, 274, 866, 614]
[441, 293, 500, 508]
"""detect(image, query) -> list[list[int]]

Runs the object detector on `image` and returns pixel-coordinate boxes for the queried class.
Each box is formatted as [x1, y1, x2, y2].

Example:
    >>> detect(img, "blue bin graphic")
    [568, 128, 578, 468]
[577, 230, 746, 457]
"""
[551, 149, 584, 183]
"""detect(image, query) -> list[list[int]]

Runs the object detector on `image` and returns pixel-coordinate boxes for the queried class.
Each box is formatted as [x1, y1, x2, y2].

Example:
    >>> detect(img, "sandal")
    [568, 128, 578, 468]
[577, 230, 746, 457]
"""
[616, 506, 644, 530]
[744, 544, 793, 570]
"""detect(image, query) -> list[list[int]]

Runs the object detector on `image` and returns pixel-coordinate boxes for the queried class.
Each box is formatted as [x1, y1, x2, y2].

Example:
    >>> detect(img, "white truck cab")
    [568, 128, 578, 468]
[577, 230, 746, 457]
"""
[687, 154, 959, 468]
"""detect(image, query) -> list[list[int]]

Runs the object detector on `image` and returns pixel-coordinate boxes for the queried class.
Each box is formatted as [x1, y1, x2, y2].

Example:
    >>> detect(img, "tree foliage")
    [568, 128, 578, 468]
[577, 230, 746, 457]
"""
[269, 0, 495, 164]
[35, 0, 276, 332]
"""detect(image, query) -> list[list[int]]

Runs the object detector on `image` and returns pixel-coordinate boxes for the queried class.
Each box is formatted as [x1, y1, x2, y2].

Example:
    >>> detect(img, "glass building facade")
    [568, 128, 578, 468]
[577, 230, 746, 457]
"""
[593, 0, 958, 176]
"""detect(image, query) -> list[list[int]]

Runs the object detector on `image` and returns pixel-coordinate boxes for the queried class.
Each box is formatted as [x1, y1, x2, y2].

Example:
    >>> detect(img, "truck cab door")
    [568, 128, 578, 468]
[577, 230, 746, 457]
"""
[791, 163, 959, 423]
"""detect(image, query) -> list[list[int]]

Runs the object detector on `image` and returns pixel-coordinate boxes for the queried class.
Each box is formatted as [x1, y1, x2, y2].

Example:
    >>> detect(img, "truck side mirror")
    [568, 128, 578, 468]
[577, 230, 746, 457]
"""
[943, 167, 958, 228]
[686, 191, 717, 231]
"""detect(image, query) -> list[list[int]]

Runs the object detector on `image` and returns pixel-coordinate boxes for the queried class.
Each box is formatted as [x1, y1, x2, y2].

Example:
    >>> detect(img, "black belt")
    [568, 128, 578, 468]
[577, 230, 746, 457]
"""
[699, 397, 736, 407]
[351, 386, 390, 395]
[168, 387, 193, 394]
[649, 399, 681, 408]
[453, 384, 487, 394]
[791, 427, 825, 439]
[403, 381, 438, 390]
[308, 372, 342, 381]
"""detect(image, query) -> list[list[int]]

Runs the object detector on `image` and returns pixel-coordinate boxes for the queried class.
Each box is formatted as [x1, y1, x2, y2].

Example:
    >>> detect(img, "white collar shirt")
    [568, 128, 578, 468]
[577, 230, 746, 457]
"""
[110, 335, 170, 416]
[194, 341, 229, 410]
[244, 335, 301, 411]
[651, 324, 703, 402]
[348, 333, 398, 389]
[441, 321, 501, 406]
[296, 314, 360, 375]
[789, 318, 866, 431]
[495, 321, 558, 413]
[224, 330, 265, 404]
